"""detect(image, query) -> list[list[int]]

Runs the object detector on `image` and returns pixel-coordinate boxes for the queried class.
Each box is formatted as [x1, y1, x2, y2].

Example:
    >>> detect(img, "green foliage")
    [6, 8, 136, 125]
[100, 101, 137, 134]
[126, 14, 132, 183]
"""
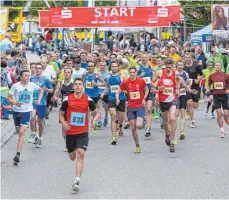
[95, 0, 117, 6]
[178, 0, 228, 27]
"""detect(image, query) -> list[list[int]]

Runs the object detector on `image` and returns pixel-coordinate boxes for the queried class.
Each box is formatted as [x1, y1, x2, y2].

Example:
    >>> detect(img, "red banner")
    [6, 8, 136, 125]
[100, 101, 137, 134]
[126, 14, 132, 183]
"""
[39, 6, 180, 28]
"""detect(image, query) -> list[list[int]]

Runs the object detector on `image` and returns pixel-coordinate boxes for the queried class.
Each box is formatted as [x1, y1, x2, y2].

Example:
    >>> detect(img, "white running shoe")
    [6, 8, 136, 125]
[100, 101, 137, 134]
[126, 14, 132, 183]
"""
[28, 134, 35, 143]
[190, 121, 196, 128]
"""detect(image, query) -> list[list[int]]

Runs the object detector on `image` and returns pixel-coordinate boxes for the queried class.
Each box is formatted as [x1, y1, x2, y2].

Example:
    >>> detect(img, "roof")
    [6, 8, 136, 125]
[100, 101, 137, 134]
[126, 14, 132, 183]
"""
[191, 24, 212, 43]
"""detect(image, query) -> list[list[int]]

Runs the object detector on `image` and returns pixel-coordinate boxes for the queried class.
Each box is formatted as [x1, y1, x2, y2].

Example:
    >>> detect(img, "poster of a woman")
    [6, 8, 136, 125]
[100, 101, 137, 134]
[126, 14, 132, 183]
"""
[212, 6, 228, 30]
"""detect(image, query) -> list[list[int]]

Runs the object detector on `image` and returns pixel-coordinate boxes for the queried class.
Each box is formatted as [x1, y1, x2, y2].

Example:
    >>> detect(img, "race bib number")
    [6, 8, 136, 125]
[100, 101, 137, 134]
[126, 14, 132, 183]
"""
[163, 88, 174, 96]
[33, 90, 39, 100]
[19, 90, 32, 103]
[143, 77, 151, 84]
[86, 81, 93, 89]
[130, 91, 140, 100]
[110, 85, 119, 93]
[214, 82, 224, 90]
[179, 88, 186, 96]
[70, 112, 86, 126]
[189, 79, 193, 85]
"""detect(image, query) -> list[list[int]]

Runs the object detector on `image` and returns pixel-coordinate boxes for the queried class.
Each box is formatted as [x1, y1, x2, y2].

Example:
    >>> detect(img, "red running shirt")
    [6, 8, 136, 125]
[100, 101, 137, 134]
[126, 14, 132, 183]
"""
[120, 77, 146, 108]
[60, 93, 96, 135]
[158, 69, 177, 103]
[208, 72, 229, 95]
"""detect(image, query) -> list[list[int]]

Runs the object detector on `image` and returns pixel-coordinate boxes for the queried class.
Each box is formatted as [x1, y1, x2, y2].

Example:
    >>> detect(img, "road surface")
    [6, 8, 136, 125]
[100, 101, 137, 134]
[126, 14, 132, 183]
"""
[1, 103, 229, 199]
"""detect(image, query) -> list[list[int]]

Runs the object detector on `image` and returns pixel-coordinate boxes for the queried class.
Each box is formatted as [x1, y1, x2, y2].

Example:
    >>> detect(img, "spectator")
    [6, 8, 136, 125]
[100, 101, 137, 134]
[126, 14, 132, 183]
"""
[0, 33, 14, 53]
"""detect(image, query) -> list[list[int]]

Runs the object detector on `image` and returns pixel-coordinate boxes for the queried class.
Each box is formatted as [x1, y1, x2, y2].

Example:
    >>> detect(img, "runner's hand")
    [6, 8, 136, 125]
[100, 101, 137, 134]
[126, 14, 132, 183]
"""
[151, 88, 158, 94]
[91, 80, 97, 87]
[158, 86, 165, 91]
[140, 72, 145, 77]
[225, 89, 229, 94]
[192, 89, 198, 95]
[42, 87, 49, 92]
[142, 99, 146, 107]
[34, 100, 40, 105]
[100, 93, 104, 100]
[15, 102, 23, 107]
[194, 79, 199, 84]
[62, 122, 70, 131]
[116, 99, 120, 105]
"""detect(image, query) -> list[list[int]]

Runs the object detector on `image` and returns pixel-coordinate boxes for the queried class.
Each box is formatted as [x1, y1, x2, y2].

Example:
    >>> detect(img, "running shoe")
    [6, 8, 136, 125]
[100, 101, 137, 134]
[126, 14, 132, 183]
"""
[152, 112, 159, 119]
[170, 144, 175, 152]
[123, 121, 130, 129]
[145, 132, 151, 137]
[103, 118, 108, 127]
[179, 131, 185, 140]
[211, 113, 215, 119]
[134, 146, 141, 153]
[33, 136, 38, 144]
[96, 121, 103, 128]
[185, 112, 191, 120]
[28, 134, 35, 143]
[224, 117, 229, 125]
[190, 120, 196, 128]
[119, 129, 123, 136]
[220, 131, 226, 138]
[165, 134, 170, 146]
[13, 155, 20, 164]
[63, 148, 68, 152]
[111, 137, 117, 145]
[36, 139, 42, 148]
[204, 109, 208, 116]
[72, 181, 80, 192]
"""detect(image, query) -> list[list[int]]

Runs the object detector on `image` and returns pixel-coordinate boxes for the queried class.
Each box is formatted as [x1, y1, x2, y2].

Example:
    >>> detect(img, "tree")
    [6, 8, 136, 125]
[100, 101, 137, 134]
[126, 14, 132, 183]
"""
[178, 0, 228, 27]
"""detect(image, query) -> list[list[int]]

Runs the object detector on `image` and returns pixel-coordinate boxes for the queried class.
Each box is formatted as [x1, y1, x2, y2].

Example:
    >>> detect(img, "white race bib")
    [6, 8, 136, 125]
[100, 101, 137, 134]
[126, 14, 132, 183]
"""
[86, 81, 93, 89]
[189, 79, 193, 85]
[214, 82, 224, 90]
[179, 88, 186, 96]
[130, 91, 140, 100]
[110, 85, 119, 93]
[143, 77, 151, 84]
[163, 87, 174, 96]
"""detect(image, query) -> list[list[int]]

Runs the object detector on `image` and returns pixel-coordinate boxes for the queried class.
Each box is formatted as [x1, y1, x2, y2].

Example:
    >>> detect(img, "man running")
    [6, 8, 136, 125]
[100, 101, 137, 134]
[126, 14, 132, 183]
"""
[116, 67, 149, 153]
[184, 53, 203, 128]
[203, 61, 216, 118]
[208, 62, 229, 138]
[82, 61, 106, 129]
[152, 59, 196, 152]
[137, 53, 154, 137]
[54, 67, 74, 152]
[59, 78, 99, 191]
[29, 62, 53, 148]
[7, 70, 44, 165]
[101, 61, 126, 145]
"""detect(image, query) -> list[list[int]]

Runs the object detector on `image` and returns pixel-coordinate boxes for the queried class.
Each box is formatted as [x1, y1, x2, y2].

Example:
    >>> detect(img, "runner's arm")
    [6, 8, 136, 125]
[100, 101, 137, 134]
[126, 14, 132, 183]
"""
[7, 93, 17, 106]
[89, 97, 99, 125]
[53, 81, 61, 99]
[179, 77, 194, 93]
[143, 85, 149, 99]
[59, 99, 68, 125]
[97, 74, 106, 87]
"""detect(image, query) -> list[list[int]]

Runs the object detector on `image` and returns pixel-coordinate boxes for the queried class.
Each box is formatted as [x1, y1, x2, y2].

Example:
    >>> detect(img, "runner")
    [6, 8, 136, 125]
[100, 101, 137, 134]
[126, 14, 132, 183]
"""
[59, 78, 99, 191]
[97, 59, 109, 128]
[184, 53, 203, 128]
[54, 67, 74, 152]
[152, 58, 197, 152]
[208, 62, 229, 138]
[82, 61, 106, 129]
[116, 67, 149, 153]
[137, 53, 154, 138]
[176, 60, 189, 140]
[29, 62, 53, 148]
[7, 70, 44, 165]
[72, 58, 86, 80]
[101, 61, 126, 145]
[203, 61, 216, 118]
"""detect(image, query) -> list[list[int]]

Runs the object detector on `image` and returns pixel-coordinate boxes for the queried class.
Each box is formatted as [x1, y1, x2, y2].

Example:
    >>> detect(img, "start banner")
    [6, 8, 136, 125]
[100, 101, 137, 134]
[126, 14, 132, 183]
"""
[39, 6, 180, 28]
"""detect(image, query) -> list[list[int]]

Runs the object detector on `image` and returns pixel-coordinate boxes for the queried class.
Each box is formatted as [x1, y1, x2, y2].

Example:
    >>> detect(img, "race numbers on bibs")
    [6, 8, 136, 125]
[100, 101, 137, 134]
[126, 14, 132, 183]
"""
[19, 90, 32, 103]
[143, 77, 151, 84]
[189, 79, 193, 85]
[86, 81, 93, 89]
[179, 88, 186, 96]
[214, 82, 224, 90]
[110, 85, 119, 93]
[70, 112, 86, 126]
[163, 88, 174, 96]
[130, 91, 140, 100]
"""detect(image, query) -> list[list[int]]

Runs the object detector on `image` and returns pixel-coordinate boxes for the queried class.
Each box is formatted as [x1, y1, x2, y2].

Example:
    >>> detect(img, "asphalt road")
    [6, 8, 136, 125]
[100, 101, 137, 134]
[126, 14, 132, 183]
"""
[1, 103, 229, 199]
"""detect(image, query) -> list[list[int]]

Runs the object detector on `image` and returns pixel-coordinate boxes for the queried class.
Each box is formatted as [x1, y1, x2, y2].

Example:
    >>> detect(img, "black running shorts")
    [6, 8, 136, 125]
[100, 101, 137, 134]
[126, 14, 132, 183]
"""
[213, 94, 229, 110]
[66, 133, 89, 153]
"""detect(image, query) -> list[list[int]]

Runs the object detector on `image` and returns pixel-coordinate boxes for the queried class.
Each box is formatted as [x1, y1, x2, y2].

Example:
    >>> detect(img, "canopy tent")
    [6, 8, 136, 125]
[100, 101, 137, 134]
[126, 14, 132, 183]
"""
[191, 24, 212, 43]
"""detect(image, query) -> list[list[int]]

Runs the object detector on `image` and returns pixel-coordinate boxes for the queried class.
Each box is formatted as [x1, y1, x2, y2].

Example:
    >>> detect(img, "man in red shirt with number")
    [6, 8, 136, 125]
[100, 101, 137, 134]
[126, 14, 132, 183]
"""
[208, 62, 229, 138]
[59, 78, 99, 192]
[116, 67, 149, 153]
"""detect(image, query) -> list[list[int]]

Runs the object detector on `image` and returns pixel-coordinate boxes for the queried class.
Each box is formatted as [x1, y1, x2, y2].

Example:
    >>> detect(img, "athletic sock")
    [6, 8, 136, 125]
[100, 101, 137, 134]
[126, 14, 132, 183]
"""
[220, 127, 225, 132]
[75, 177, 80, 183]
[211, 105, 215, 113]
[206, 101, 211, 110]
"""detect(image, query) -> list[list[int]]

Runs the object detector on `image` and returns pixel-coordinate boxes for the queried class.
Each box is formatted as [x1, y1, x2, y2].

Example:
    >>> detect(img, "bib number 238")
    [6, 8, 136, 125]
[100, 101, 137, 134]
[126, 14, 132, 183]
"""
[70, 112, 86, 126]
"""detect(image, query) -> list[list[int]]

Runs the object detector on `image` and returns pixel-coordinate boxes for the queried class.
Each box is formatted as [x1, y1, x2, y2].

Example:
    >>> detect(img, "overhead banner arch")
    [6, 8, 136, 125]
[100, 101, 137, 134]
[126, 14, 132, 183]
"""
[39, 6, 180, 28]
